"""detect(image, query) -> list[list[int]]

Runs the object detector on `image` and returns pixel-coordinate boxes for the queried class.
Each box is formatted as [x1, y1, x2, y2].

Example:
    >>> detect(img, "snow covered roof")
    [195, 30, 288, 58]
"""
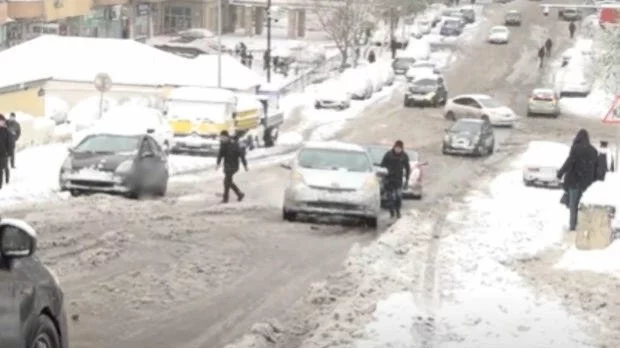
[189, 54, 262, 91]
[0, 35, 262, 91]
[167, 87, 237, 103]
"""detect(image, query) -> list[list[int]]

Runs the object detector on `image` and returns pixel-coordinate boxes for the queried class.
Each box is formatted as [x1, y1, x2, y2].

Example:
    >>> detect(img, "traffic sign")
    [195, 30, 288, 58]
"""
[94, 73, 112, 93]
[602, 95, 620, 124]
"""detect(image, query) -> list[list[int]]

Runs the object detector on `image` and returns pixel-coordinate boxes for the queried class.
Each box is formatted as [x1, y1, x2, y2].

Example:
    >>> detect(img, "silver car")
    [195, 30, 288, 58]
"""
[526, 88, 560, 117]
[281, 141, 383, 227]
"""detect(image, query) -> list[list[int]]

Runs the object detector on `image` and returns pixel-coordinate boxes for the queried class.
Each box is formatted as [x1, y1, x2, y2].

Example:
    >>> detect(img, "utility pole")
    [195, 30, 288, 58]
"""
[217, 0, 223, 88]
[266, 0, 272, 82]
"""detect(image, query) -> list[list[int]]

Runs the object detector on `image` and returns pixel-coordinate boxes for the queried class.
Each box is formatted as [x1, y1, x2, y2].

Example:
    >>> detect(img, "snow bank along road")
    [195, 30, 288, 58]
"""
[6, 3, 619, 348]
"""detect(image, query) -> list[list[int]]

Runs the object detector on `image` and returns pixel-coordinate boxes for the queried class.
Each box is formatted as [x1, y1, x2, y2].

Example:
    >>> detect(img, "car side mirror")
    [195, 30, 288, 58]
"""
[0, 219, 37, 259]
[146, 128, 155, 134]
[280, 163, 292, 170]
[375, 167, 388, 176]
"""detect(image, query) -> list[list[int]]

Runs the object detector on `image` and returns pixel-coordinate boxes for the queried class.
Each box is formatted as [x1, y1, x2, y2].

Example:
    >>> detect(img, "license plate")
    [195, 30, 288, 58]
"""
[73, 169, 113, 181]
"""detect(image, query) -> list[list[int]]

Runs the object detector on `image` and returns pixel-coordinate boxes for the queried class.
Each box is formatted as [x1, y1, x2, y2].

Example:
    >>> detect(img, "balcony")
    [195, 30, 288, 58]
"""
[92, 0, 129, 6]
[7, 0, 44, 19]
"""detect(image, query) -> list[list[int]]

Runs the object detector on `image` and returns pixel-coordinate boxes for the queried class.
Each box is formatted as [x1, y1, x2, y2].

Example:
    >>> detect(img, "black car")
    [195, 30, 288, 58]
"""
[404, 76, 448, 107]
[59, 133, 169, 198]
[442, 118, 495, 156]
[392, 57, 416, 75]
[440, 20, 463, 36]
[459, 7, 476, 23]
[0, 218, 69, 348]
[364, 145, 425, 204]
[504, 10, 522, 26]
[559, 8, 581, 21]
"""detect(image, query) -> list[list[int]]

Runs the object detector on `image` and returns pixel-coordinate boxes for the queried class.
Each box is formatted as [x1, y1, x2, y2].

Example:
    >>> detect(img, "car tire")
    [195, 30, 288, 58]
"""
[28, 315, 61, 348]
[155, 176, 168, 197]
[282, 208, 297, 221]
[523, 179, 534, 187]
[489, 141, 495, 154]
[69, 189, 82, 197]
[481, 114, 490, 122]
[314, 102, 321, 109]
[526, 109, 532, 117]
[442, 145, 449, 155]
[404, 99, 410, 107]
[445, 111, 456, 121]
[364, 216, 378, 228]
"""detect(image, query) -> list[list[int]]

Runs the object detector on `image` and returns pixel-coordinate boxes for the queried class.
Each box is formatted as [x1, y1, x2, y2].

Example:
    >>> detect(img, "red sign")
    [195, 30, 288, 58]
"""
[599, 8, 619, 24]
[602, 95, 620, 123]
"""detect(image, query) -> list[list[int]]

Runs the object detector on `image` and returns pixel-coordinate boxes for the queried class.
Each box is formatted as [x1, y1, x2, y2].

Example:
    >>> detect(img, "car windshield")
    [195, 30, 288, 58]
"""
[298, 148, 372, 172]
[452, 121, 482, 133]
[506, 12, 520, 18]
[74, 134, 140, 154]
[394, 58, 416, 69]
[366, 146, 418, 165]
[444, 20, 459, 28]
[477, 97, 503, 108]
[491, 27, 507, 33]
[414, 78, 438, 87]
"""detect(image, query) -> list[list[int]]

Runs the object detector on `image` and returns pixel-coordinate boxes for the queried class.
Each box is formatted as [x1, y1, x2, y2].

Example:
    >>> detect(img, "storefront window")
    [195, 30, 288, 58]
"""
[134, 3, 150, 40]
[0, 25, 6, 50]
[164, 6, 192, 33]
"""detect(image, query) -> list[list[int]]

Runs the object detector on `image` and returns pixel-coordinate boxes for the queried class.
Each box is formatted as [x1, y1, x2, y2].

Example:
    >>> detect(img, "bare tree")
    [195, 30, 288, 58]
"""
[312, 0, 374, 68]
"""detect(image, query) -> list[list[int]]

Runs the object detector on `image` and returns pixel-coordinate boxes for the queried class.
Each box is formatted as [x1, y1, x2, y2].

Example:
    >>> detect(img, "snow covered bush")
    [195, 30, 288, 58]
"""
[595, 27, 619, 93]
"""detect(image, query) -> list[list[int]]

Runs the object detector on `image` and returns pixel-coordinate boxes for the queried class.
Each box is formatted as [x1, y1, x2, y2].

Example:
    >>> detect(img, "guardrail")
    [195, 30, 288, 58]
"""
[273, 52, 343, 95]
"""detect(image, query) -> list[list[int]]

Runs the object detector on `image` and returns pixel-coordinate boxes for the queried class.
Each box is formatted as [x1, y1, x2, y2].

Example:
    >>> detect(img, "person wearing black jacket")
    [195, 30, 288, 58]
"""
[380, 140, 411, 218]
[0, 115, 13, 188]
[569, 22, 576, 39]
[216, 131, 248, 203]
[6, 112, 20, 169]
[544, 38, 553, 57]
[557, 129, 598, 231]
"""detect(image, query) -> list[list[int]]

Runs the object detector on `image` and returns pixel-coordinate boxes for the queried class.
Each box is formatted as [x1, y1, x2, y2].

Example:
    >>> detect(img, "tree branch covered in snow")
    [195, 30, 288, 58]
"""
[311, 0, 374, 68]
[595, 27, 620, 94]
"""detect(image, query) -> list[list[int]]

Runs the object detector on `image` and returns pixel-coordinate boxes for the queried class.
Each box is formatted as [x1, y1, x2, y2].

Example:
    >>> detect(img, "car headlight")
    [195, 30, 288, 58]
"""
[61, 157, 72, 170]
[363, 175, 379, 190]
[115, 160, 134, 174]
[45, 266, 61, 286]
[292, 171, 306, 186]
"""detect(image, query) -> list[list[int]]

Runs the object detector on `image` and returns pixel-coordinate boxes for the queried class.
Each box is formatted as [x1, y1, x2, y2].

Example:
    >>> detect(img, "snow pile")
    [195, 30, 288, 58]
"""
[554, 241, 620, 277]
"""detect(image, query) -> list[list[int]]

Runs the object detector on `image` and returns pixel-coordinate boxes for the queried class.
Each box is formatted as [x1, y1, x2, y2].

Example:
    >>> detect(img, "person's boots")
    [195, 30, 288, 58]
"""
[389, 209, 395, 218]
[237, 192, 245, 202]
[396, 210, 401, 219]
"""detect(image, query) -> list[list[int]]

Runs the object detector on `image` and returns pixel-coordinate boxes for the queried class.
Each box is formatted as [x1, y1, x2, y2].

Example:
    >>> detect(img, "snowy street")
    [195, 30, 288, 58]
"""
[1, 0, 619, 347]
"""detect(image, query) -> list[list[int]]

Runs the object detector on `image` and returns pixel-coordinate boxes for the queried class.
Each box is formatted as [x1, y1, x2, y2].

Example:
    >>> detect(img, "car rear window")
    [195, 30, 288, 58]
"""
[532, 91, 555, 101]
[298, 148, 372, 172]
[393, 58, 416, 69]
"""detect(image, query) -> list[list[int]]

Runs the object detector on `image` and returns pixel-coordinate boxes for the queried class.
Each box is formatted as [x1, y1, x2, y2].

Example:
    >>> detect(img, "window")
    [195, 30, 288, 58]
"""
[453, 98, 468, 106]
[164, 6, 192, 33]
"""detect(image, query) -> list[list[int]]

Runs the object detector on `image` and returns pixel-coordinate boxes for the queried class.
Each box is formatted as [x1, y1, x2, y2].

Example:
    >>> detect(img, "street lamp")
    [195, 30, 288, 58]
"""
[266, 0, 272, 83]
[217, 0, 223, 88]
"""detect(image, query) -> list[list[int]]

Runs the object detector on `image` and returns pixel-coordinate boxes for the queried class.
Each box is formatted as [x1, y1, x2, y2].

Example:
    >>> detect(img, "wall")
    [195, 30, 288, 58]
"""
[44, 80, 168, 106]
[43, 0, 91, 21]
[0, 86, 45, 117]
[7, 1, 44, 19]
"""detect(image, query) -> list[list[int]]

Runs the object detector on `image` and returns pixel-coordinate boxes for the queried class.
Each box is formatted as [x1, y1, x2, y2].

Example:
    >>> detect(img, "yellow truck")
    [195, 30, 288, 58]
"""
[165, 87, 283, 155]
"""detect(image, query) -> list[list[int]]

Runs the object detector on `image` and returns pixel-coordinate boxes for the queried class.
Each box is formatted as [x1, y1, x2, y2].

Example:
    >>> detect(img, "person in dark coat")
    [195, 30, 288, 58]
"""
[247, 52, 254, 68]
[216, 131, 248, 203]
[0, 115, 13, 188]
[390, 37, 397, 59]
[538, 46, 546, 68]
[380, 140, 411, 219]
[569, 21, 576, 38]
[556, 129, 598, 231]
[544, 38, 553, 57]
[368, 50, 376, 63]
[6, 112, 20, 169]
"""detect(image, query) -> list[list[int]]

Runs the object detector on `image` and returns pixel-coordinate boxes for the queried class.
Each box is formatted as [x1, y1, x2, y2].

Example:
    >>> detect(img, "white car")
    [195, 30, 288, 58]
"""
[73, 105, 174, 152]
[314, 81, 351, 110]
[364, 64, 384, 92]
[405, 61, 440, 81]
[557, 66, 592, 97]
[522, 141, 570, 187]
[443, 94, 518, 126]
[339, 68, 373, 100]
[66, 96, 118, 131]
[281, 141, 383, 227]
[487, 26, 510, 44]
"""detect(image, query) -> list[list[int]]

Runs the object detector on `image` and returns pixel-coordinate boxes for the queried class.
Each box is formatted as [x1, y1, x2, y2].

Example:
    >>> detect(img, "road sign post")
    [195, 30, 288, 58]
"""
[602, 95, 620, 171]
[94, 73, 112, 120]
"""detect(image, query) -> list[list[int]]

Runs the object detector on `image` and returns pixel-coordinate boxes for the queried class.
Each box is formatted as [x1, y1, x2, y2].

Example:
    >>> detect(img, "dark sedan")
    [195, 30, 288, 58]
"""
[504, 10, 522, 26]
[442, 118, 495, 156]
[0, 218, 69, 348]
[59, 133, 169, 198]
[404, 77, 448, 107]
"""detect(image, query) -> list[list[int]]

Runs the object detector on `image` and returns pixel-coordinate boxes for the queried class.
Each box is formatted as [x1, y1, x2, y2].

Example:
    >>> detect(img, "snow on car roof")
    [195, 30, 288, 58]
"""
[168, 87, 237, 103]
[491, 26, 508, 31]
[532, 88, 555, 94]
[523, 141, 570, 167]
[303, 141, 366, 152]
[454, 93, 493, 100]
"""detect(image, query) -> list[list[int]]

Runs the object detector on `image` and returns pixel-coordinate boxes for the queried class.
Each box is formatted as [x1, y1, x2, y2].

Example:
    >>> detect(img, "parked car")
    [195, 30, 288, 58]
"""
[364, 144, 427, 200]
[459, 6, 476, 23]
[522, 141, 569, 187]
[392, 55, 417, 75]
[440, 18, 464, 36]
[314, 81, 351, 109]
[559, 7, 581, 21]
[527, 88, 560, 117]
[405, 61, 441, 82]
[73, 105, 175, 153]
[442, 118, 495, 156]
[487, 25, 510, 44]
[416, 18, 433, 34]
[59, 133, 170, 198]
[404, 76, 448, 107]
[339, 68, 373, 100]
[0, 218, 69, 348]
[504, 10, 523, 26]
[444, 94, 518, 126]
[281, 141, 383, 227]
[557, 65, 592, 97]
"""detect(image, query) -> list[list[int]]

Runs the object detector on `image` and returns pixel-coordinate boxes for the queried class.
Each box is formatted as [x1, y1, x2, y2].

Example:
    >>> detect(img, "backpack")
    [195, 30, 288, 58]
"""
[594, 153, 608, 181]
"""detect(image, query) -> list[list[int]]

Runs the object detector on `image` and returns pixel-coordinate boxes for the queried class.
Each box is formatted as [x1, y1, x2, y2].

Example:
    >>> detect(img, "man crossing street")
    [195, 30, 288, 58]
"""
[380, 140, 411, 219]
[216, 131, 248, 203]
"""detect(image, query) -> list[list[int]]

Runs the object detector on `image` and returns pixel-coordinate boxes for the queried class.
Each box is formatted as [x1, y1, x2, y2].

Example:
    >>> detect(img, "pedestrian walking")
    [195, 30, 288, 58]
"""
[247, 51, 253, 68]
[216, 131, 248, 203]
[380, 140, 411, 219]
[569, 21, 576, 38]
[0, 115, 13, 188]
[368, 50, 376, 63]
[390, 37, 397, 59]
[538, 46, 546, 68]
[556, 129, 598, 231]
[544, 38, 553, 57]
[6, 112, 20, 169]
[240, 51, 247, 66]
